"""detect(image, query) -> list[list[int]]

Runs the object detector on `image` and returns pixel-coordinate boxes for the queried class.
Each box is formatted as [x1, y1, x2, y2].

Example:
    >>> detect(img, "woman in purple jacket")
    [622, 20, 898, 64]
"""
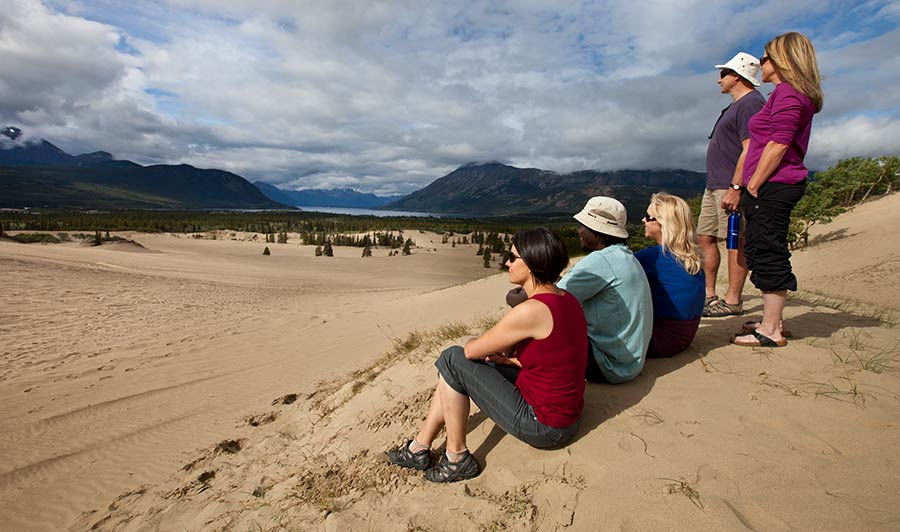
[732, 32, 822, 348]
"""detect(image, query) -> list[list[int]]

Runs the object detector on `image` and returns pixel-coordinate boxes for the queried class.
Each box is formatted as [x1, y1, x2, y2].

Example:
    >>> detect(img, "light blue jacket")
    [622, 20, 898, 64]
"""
[558, 244, 653, 383]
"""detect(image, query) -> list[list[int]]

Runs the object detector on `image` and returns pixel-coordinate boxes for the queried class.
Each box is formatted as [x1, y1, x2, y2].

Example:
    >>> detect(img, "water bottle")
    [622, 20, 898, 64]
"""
[726, 211, 741, 250]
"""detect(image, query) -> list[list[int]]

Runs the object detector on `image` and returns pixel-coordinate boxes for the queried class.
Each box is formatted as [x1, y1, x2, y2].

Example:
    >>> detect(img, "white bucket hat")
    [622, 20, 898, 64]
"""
[573, 196, 628, 239]
[715, 52, 761, 87]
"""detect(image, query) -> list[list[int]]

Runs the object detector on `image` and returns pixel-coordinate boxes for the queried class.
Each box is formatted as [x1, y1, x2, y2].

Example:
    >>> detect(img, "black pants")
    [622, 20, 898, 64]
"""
[740, 181, 806, 292]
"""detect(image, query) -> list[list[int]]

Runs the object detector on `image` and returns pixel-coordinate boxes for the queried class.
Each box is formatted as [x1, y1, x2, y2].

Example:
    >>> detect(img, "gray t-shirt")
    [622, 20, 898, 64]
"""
[705, 90, 766, 190]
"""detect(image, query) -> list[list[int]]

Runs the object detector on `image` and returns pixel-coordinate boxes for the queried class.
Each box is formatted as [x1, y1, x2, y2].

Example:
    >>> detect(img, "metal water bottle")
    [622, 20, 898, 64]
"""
[726, 211, 741, 250]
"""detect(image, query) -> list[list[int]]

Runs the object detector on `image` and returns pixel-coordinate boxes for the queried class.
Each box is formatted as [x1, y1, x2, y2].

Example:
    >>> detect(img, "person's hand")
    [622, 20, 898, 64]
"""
[483, 354, 521, 367]
[721, 188, 742, 211]
[746, 185, 759, 198]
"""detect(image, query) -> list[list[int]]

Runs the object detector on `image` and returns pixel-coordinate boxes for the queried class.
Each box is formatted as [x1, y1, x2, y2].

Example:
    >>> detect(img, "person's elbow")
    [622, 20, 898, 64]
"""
[765, 140, 789, 154]
[462, 341, 482, 360]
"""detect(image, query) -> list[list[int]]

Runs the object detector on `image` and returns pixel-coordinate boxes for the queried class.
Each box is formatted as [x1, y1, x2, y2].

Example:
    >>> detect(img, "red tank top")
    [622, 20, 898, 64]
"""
[515, 291, 588, 427]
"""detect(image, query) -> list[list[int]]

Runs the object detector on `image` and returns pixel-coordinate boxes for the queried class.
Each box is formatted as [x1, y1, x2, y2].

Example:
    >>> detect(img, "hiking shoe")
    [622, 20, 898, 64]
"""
[386, 440, 431, 471]
[424, 451, 480, 483]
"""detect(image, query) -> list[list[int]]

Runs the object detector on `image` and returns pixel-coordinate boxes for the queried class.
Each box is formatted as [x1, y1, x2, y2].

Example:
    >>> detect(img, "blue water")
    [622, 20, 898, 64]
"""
[297, 205, 468, 218]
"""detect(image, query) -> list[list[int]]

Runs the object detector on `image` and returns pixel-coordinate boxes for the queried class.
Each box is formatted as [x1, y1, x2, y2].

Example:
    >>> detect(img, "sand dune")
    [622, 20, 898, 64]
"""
[2, 196, 900, 531]
[0, 232, 503, 532]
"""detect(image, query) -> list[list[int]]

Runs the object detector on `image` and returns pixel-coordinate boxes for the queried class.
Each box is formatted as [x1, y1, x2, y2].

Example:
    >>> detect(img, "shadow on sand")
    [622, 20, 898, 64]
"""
[467, 295, 885, 467]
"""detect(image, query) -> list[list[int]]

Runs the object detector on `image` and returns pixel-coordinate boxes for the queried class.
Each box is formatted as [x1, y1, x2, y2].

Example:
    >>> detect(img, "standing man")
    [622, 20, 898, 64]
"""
[699, 52, 766, 317]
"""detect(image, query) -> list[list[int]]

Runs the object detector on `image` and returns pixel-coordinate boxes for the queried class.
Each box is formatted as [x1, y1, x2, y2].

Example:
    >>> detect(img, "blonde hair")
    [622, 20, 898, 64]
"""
[766, 32, 823, 113]
[650, 193, 701, 275]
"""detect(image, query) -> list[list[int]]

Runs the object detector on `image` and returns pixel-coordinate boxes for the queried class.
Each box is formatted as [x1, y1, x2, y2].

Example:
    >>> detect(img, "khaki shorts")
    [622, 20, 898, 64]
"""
[697, 188, 728, 238]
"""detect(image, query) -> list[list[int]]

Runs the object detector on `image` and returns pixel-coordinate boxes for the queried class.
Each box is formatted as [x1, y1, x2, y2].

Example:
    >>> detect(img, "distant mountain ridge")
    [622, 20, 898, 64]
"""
[383, 162, 706, 220]
[0, 127, 288, 210]
[254, 181, 401, 208]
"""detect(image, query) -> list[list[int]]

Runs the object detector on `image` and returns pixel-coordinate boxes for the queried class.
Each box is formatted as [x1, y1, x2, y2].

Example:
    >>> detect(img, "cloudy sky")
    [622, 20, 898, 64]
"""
[1, 0, 898, 195]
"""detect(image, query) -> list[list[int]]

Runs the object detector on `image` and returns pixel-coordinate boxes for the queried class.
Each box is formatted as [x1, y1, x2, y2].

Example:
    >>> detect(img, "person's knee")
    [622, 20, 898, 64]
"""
[440, 345, 468, 368]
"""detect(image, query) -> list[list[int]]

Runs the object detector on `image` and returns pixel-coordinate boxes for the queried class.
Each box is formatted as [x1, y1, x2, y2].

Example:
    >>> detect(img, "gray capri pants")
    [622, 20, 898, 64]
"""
[434, 346, 578, 448]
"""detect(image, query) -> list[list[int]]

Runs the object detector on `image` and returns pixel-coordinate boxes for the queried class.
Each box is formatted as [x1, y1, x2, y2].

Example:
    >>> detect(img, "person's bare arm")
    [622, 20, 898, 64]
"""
[463, 299, 552, 360]
[746, 141, 789, 197]
[721, 138, 751, 211]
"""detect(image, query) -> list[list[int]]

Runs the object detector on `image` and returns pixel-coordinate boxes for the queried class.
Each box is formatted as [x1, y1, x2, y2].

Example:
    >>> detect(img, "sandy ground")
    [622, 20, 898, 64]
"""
[3, 195, 900, 532]
[0, 231, 504, 532]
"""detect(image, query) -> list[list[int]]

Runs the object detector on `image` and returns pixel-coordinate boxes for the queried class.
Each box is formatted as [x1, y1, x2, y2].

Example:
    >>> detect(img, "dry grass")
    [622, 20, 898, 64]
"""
[308, 314, 501, 419]
[794, 290, 898, 328]
[659, 476, 704, 510]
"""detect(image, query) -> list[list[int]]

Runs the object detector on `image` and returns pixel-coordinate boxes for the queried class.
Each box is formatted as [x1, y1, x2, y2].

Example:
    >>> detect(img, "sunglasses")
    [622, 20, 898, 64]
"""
[760, 56, 770, 65]
[643, 213, 657, 222]
[719, 69, 736, 79]
[508, 253, 523, 263]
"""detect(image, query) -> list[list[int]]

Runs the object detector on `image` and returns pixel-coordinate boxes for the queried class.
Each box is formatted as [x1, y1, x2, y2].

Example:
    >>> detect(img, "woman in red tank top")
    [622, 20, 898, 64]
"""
[386, 227, 588, 482]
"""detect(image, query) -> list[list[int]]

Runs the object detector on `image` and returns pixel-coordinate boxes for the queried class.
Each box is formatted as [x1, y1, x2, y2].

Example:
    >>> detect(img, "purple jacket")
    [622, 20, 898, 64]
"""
[742, 82, 815, 186]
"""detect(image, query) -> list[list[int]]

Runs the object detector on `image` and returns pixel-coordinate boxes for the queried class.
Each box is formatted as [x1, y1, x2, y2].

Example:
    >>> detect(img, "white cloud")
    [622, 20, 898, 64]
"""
[2, 0, 899, 195]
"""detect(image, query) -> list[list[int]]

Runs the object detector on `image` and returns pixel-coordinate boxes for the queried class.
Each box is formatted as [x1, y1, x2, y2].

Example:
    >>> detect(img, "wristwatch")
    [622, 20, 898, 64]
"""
[729, 183, 742, 190]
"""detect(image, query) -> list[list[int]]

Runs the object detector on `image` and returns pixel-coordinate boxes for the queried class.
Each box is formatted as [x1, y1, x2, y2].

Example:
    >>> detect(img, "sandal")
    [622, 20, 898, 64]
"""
[741, 321, 792, 338]
[386, 440, 432, 471]
[704, 296, 720, 307]
[730, 330, 787, 348]
[424, 450, 480, 483]
[702, 300, 743, 318]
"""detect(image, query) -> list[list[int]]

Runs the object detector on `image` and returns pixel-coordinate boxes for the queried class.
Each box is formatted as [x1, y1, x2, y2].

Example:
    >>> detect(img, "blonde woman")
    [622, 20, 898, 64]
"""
[733, 32, 823, 348]
[636, 193, 706, 358]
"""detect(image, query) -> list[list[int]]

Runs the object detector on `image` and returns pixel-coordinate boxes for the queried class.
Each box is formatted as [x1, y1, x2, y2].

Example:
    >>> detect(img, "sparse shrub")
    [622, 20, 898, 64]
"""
[9, 232, 60, 244]
[262, 246, 271, 255]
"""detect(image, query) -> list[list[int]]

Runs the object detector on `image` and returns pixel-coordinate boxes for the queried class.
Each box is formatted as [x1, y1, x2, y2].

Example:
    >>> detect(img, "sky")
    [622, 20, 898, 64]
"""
[1, 0, 898, 195]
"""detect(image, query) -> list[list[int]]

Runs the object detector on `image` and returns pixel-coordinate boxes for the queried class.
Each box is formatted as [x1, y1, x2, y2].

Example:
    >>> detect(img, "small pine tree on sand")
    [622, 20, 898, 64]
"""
[262, 246, 271, 255]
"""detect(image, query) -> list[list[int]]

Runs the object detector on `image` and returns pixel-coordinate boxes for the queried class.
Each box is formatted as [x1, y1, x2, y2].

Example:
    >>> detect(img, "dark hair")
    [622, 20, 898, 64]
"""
[511, 227, 569, 284]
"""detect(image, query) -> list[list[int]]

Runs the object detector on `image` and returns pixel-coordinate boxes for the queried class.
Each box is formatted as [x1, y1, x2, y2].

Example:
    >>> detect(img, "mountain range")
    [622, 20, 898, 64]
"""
[1, 127, 287, 210]
[2, 127, 708, 217]
[253, 181, 401, 209]
[383, 162, 706, 221]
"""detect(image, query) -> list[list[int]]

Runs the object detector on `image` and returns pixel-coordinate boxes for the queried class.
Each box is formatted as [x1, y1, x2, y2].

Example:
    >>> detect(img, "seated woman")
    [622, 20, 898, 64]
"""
[635, 193, 706, 358]
[387, 227, 587, 482]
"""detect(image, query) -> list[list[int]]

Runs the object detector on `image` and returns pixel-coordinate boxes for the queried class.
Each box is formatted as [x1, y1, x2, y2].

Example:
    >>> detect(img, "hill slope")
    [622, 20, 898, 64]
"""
[0, 130, 288, 210]
[384, 162, 706, 219]
[72, 194, 900, 531]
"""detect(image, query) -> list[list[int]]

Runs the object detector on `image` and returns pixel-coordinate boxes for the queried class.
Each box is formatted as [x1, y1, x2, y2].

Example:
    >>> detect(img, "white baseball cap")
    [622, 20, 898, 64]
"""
[715, 52, 761, 87]
[573, 196, 629, 239]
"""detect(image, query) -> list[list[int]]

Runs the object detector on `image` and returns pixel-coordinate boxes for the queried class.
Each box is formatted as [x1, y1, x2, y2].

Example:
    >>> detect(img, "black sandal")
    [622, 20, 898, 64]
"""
[386, 440, 432, 471]
[424, 450, 480, 483]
